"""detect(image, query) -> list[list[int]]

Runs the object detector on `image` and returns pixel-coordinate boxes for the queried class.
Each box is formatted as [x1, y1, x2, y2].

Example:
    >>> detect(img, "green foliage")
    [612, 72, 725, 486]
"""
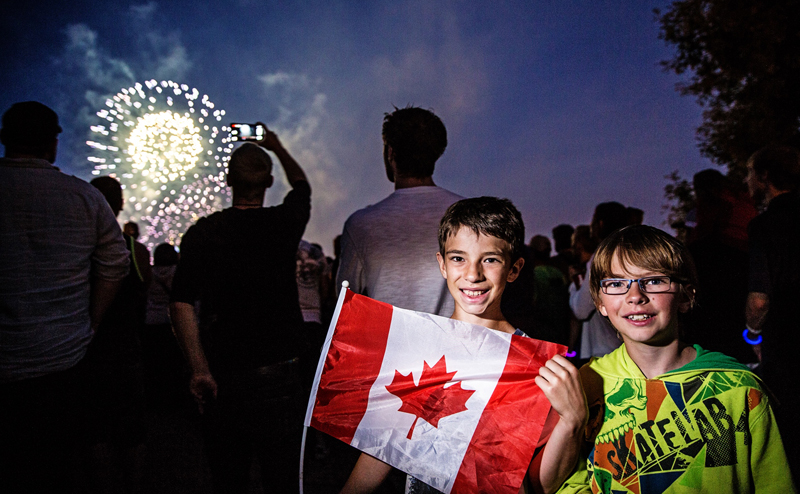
[663, 170, 695, 228]
[655, 0, 800, 174]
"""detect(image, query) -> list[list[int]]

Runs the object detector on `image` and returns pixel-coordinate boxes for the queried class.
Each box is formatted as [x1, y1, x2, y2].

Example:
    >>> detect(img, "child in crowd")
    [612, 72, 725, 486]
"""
[341, 197, 588, 494]
[558, 225, 795, 493]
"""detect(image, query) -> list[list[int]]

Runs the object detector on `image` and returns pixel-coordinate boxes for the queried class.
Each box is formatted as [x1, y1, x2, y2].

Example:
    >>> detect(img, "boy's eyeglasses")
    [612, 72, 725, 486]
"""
[600, 276, 675, 295]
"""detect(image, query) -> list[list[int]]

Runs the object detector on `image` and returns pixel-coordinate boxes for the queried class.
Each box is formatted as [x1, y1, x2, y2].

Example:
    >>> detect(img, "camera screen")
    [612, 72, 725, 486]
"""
[230, 123, 265, 141]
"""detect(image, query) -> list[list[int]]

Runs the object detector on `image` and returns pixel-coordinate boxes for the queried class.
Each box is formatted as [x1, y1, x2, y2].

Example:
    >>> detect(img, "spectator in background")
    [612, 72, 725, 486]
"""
[83, 175, 151, 493]
[529, 235, 552, 262]
[529, 235, 570, 346]
[124, 221, 140, 241]
[569, 202, 628, 362]
[745, 146, 800, 480]
[330, 234, 342, 284]
[170, 125, 309, 493]
[321, 235, 342, 327]
[337, 106, 462, 492]
[568, 225, 596, 285]
[626, 206, 644, 226]
[567, 225, 596, 356]
[312, 242, 333, 320]
[296, 240, 329, 387]
[0, 101, 130, 493]
[500, 240, 537, 337]
[297, 240, 334, 462]
[550, 223, 575, 280]
[683, 169, 756, 363]
[336, 106, 462, 316]
[142, 243, 185, 410]
[690, 169, 757, 251]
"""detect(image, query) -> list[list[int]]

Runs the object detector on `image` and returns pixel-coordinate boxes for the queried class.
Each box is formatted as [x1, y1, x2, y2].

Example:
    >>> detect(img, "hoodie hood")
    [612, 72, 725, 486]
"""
[589, 344, 750, 381]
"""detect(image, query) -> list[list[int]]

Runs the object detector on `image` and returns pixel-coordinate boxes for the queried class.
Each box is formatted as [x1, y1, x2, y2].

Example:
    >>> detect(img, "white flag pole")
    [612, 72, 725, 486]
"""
[299, 425, 308, 494]
[303, 281, 350, 425]
[299, 281, 350, 494]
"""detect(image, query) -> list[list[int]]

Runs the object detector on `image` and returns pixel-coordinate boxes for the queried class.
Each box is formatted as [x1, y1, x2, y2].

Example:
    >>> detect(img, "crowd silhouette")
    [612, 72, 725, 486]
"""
[2, 101, 798, 493]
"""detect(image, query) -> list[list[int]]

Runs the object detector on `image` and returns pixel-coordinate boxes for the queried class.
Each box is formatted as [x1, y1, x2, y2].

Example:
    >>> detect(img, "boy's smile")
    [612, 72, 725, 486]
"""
[597, 253, 690, 347]
[436, 227, 523, 332]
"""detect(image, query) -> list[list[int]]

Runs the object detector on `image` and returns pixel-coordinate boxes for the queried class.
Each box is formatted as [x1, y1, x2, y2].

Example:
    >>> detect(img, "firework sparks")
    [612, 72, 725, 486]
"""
[88, 80, 235, 251]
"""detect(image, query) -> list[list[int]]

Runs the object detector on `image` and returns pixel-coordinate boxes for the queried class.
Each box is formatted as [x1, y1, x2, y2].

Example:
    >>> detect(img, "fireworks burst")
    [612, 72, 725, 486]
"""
[87, 80, 235, 250]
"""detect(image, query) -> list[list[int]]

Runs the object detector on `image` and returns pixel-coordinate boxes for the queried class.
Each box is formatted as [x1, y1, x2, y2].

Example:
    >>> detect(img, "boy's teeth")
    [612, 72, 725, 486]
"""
[627, 314, 650, 321]
[464, 289, 485, 297]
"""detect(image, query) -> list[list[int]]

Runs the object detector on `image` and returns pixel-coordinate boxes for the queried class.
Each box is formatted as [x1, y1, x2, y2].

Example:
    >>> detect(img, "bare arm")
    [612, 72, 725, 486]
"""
[90, 277, 124, 332]
[530, 355, 588, 493]
[170, 301, 217, 412]
[746, 292, 769, 331]
[340, 453, 394, 494]
[745, 292, 768, 362]
[257, 122, 308, 186]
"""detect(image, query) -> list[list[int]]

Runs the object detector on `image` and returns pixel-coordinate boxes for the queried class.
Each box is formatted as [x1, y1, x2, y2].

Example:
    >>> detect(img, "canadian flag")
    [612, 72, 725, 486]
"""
[305, 289, 565, 493]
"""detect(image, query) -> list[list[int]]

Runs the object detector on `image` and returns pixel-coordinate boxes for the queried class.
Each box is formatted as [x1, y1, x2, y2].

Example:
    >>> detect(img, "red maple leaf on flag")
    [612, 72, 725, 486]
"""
[385, 355, 476, 439]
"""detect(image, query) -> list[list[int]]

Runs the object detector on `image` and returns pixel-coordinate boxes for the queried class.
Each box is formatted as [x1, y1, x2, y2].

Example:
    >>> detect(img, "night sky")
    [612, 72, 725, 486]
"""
[1, 1, 711, 253]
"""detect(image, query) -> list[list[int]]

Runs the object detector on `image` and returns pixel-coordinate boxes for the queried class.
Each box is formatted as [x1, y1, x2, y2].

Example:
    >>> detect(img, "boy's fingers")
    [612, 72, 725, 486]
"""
[537, 365, 567, 388]
[546, 354, 581, 380]
[541, 356, 570, 378]
[535, 374, 555, 392]
[551, 353, 579, 371]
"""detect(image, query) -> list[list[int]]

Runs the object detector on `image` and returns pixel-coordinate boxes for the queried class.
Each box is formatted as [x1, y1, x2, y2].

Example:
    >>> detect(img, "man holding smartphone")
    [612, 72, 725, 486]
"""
[170, 123, 310, 494]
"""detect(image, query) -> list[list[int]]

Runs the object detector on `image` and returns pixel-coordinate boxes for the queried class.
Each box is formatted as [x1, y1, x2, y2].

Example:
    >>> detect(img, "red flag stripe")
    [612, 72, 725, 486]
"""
[310, 292, 394, 443]
[451, 334, 559, 494]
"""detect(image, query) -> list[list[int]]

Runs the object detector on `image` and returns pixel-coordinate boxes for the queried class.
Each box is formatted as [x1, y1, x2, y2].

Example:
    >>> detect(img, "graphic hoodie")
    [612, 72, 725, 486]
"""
[558, 344, 795, 493]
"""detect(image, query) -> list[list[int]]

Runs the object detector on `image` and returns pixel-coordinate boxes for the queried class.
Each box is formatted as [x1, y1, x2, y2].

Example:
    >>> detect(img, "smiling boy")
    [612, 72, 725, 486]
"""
[436, 197, 587, 494]
[558, 225, 795, 493]
[340, 197, 587, 494]
[435, 203, 524, 334]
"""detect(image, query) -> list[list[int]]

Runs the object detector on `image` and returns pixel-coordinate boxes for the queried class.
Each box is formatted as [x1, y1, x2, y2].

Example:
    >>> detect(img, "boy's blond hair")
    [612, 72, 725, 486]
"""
[589, 225, 698, 306]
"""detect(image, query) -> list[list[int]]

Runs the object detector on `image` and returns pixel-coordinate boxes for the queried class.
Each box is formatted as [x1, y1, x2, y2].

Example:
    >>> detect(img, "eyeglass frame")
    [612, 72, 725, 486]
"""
[599, 276, 680, 295]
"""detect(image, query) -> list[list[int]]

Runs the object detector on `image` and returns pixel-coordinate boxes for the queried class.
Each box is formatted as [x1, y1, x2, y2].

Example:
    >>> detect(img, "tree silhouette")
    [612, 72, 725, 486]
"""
[656, 0, 800, 177]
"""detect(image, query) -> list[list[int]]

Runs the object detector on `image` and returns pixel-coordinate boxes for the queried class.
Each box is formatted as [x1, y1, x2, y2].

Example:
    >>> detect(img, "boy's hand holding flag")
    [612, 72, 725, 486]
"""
[305, 288, 566, 494]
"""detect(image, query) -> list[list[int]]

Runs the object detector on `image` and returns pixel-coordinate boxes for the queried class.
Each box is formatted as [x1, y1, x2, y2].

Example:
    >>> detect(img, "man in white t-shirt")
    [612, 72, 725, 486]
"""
[336, 107, 461, 317]
[336, 106, 462, 493]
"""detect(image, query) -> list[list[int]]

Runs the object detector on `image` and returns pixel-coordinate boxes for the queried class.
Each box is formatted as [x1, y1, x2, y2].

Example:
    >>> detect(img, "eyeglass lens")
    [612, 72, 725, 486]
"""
[601, 276, 672, 294]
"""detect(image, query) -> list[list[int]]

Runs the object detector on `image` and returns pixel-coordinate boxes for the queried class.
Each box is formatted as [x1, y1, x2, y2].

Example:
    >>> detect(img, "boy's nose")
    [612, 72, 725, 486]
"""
[625, 282, 648, 303]
[465, 262, 483, 282]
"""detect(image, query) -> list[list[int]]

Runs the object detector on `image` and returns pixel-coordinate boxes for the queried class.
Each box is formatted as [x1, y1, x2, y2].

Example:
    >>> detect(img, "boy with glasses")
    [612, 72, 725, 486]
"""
[558, 225, 795, 493]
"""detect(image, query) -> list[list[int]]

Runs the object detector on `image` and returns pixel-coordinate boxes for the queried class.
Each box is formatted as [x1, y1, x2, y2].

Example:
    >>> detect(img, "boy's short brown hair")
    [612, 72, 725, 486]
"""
[589, 225, 698, 305]
[438, 197, 525, 261]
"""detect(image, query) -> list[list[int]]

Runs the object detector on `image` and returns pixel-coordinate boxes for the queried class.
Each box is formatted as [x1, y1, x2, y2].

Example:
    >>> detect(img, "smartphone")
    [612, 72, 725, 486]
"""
[229, 123, 265, 142]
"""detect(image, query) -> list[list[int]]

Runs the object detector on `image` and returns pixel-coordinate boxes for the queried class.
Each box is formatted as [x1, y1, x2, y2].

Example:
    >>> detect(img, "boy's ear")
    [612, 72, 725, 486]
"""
[678, 285, 696, 313]
[506, 256, 524, 283]
[597, 301, 608, 317]
[436, 252, 447, 279]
